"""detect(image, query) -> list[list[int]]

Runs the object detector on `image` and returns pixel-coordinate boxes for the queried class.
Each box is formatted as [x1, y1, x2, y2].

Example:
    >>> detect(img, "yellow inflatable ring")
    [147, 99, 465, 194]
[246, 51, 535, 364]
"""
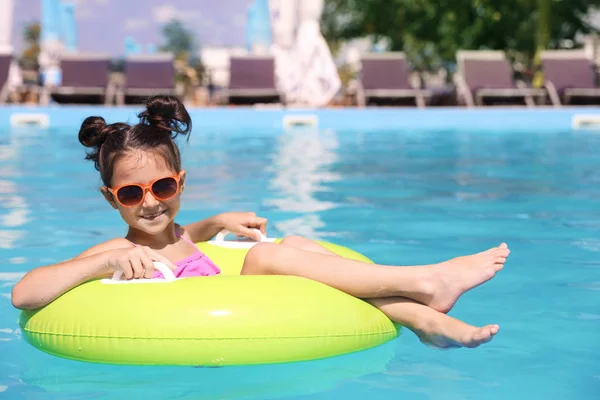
[19, 232, 400, 366]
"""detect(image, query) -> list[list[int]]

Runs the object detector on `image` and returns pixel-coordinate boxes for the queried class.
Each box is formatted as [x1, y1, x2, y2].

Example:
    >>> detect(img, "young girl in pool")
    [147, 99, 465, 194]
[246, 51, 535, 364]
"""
[11, 95, 510, 349]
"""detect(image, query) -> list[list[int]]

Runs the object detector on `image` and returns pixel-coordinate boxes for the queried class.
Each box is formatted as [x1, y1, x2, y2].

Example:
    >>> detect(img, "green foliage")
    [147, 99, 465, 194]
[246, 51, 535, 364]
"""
[159, 19, 205, 91]
[21, 21, 41, 69]
[322, 0, 600, 70]
[23, 22, 40, 43]
[160, 19, 197, 57]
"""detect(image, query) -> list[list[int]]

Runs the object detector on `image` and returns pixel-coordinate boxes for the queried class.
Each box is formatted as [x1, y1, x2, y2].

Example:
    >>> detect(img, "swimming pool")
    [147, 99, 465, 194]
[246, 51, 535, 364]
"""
[1, 109, 599, 399]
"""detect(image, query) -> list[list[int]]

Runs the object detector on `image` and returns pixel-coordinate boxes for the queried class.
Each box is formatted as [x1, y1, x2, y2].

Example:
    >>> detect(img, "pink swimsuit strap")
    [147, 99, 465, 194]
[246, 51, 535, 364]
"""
[129, 232, 221, 278]
[172, 233, 205, 266]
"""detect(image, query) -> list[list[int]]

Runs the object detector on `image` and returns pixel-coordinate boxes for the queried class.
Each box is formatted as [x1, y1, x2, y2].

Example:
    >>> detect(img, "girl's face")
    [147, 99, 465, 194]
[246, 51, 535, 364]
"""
[102, 150, 185, 236]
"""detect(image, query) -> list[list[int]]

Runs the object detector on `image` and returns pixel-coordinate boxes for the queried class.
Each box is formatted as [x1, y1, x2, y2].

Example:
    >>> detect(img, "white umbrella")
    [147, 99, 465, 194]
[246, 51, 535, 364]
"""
[269, 0, 341, 107]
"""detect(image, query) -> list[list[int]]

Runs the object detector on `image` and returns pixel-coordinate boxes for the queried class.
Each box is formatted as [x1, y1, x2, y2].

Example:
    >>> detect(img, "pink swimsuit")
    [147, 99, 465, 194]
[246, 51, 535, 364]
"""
[133, 233, 221, 279]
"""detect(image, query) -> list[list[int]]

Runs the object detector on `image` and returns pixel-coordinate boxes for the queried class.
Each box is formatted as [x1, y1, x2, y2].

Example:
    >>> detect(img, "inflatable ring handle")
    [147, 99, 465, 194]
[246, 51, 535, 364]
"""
[111, 261, 177, 282]
[215, 228, 267, 243]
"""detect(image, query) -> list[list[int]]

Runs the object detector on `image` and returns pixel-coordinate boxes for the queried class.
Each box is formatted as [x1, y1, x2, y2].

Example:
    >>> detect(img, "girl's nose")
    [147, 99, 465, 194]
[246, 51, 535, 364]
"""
[142, 188, 159, 207]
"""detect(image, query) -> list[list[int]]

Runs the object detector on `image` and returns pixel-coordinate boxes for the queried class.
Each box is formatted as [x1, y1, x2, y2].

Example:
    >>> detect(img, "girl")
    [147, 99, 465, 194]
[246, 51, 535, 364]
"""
[11, 95, 510, 349]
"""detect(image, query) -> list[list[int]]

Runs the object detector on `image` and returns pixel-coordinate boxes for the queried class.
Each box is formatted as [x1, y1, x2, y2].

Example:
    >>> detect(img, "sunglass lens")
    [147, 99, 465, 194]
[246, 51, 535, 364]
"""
[117, 185, 144, 206]
[152, 177, 178, 200]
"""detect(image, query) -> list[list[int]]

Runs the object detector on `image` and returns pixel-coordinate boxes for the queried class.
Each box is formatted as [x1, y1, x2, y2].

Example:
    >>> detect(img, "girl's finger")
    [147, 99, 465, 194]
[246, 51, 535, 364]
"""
[239, 226, 263, 241]
[250, 216, 268, 235]
[139, 249, 155, 279]
[119, 259, 134, 280]
[128, 257, 144, 279]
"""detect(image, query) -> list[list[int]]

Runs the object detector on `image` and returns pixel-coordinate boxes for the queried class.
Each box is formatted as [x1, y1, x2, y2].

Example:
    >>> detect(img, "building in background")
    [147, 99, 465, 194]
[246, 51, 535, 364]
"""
[123, 36, 157, 56]
[124, 36, 143, 56]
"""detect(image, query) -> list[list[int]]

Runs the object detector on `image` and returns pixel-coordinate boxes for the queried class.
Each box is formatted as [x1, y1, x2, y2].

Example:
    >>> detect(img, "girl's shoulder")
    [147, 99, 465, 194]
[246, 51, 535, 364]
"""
[74, 238, 134, 260]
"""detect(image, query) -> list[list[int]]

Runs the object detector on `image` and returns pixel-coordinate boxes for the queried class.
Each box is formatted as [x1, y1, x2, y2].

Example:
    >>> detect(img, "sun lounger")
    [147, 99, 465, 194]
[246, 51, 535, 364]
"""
[225, 55, 281, 104]
[0, 51, 13, 104]
[41, 53, 113, 105]
[455, 50, 545, 107]
[541, 49, 600, 106]
[117, 54, 178, 105]
[357, 52, 431, 108]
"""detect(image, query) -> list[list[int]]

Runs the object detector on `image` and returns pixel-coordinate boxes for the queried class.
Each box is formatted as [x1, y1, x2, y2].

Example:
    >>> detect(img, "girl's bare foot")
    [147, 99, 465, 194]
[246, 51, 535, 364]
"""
[368, 296, 500, 350]
[415, 314, 500, 349]
[424, 243, 510, 313]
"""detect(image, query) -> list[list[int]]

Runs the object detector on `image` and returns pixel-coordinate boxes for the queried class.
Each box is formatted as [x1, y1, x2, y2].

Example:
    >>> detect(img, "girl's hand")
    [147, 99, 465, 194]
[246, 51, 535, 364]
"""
[105, 247, 176, 280]
[216, 212, 268, 241]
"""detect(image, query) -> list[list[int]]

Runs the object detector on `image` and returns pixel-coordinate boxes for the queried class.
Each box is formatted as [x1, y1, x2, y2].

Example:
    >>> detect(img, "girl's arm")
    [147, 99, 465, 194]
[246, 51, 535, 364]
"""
[13, 239, 177, 310]
[11, 239, 132, 310]
[182, 215, 224, 243]
[183, 212, 268, 243]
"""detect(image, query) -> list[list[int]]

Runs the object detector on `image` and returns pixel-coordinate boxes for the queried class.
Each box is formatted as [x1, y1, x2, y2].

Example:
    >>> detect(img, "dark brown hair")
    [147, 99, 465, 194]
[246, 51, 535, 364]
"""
[78, 95, 191, 187]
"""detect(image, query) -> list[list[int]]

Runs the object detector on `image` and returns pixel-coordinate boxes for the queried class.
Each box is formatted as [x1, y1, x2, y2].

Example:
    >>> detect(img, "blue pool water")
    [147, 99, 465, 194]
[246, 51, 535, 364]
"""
[1, 120, 599, 399]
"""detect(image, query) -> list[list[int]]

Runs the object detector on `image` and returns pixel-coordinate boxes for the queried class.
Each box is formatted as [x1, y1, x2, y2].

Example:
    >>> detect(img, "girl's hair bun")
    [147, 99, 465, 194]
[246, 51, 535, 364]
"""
[78, 116, 109, 148]
[78, 117, 129, 148]
[78, 117, 129, 170]
[138, 95, 192, 138]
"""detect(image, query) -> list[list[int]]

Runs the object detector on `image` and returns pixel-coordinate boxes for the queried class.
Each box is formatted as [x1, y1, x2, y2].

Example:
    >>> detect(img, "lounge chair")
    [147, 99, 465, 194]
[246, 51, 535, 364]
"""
[0, 51, 13, 104]
[455, 50, 546, 107]
[224, 55, 281, 105]
[41, 53, 113, 105]
[356, 52, 431, 108]
[117, 54, 179, 105]
[541, 49, 600, 106]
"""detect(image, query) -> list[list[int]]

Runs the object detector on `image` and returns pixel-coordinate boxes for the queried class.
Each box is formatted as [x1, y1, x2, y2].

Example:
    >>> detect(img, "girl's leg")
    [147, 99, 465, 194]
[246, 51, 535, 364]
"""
[242, 237, 509, 313]
[367, 297, 499, 349]
[277, 237, 500, 348]
[278, 235, 337, 256]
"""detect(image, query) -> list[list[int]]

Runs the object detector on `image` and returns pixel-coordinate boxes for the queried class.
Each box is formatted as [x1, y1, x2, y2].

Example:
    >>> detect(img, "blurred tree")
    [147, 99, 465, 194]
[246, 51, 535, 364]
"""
[533, 0, 552, 87]
[160, 19, 205, 98]
[160, 19, 197, 58]
[322, 0, 600, 71]
[21, 21, 41, 70]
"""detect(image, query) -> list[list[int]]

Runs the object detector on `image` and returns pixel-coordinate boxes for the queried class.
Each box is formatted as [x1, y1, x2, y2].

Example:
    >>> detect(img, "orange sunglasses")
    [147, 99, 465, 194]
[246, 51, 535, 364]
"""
[106, 174, 182, 208]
